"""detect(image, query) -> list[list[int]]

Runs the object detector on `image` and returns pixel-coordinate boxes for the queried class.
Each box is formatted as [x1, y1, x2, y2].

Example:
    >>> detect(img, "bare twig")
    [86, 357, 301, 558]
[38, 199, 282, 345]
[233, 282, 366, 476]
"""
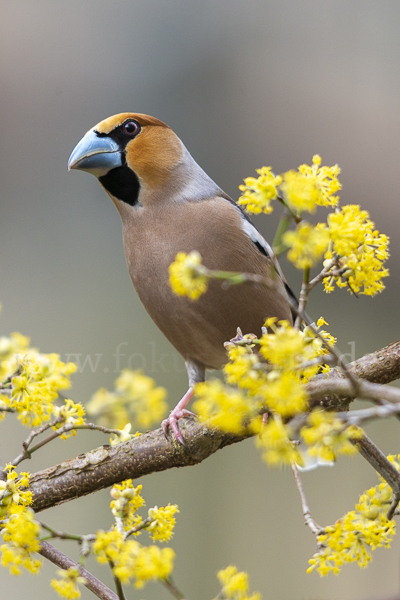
[353, 433, 400, 493]
[108, 560, 127, 600]
[11, 422, 124, 469]
[163, 577, 186, 600]
[123, 516, 151, 540]
[294, 267, 310, 329]
[291, 464, 324, 537]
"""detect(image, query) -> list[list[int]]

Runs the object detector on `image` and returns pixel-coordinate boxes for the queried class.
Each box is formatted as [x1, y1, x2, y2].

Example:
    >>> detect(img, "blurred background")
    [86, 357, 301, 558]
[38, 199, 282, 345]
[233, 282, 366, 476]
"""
[1, 1, 400, 598]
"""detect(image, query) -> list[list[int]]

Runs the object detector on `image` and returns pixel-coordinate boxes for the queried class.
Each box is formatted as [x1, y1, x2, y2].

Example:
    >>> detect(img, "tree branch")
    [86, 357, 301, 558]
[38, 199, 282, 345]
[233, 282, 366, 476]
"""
[39, 541, 118, 600]
[30, 340, 400, 513]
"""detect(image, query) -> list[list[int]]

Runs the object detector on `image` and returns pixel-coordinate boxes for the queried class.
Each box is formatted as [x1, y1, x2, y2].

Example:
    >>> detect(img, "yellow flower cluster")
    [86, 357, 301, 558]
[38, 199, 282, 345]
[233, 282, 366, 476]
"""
[238, 156, 340, 216]
[94, 480, 178, 588]
[0, 332, 31, 382]
[324, 205, 389, 295]
[93, 529, 175, 589]
[193, 379, 259, 434]
[194, 318, 336, 466]
[0, 465, 32, 517]
[284, 154, 341, 212]
[308, 512, 395, 576]
[169, 250, 208, 300]
[255, 418, 301, 467]
[110, 480, 178, 542]
[51, 567, 86, 599]
[0, 505, 41, 575]
[52, 399, 85, 439]
[308, 463, 398, 576]
[217, 565, 261, 600]
[284, 222, 329, 269]
[301, 410, 362, 463]
[147, 505, 180, 542]
[284, 205, 389, 295]
[238, 167, 282, 214]
[0, 331, 77, 427]
[87, 369, 167, 431]
[0, 466, 41, 576]
[110, 480, 145, 531]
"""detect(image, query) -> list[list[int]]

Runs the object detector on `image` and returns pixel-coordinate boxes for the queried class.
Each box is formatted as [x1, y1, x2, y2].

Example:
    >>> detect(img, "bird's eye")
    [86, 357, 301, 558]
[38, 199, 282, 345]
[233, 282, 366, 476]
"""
[123, 121, 139, 136]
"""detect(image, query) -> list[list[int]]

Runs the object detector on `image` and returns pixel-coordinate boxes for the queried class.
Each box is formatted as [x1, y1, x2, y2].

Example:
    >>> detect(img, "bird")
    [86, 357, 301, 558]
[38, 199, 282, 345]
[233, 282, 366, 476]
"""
[68, 113, 295, 444]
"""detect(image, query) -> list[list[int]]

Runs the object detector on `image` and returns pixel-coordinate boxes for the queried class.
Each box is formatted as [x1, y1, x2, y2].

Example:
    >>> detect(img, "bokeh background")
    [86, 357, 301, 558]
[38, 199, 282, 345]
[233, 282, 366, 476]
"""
[1, 1, 400, 598]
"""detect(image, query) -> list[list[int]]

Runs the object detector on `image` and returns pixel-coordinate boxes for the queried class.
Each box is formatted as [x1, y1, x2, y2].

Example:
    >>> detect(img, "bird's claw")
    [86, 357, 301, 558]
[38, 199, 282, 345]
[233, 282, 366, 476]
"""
[162, 409, 196, 447]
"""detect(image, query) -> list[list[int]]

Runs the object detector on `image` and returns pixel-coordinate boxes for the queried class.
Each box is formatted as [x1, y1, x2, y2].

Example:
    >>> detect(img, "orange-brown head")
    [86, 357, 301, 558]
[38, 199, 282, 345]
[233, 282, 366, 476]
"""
[68, 113, 192, 207]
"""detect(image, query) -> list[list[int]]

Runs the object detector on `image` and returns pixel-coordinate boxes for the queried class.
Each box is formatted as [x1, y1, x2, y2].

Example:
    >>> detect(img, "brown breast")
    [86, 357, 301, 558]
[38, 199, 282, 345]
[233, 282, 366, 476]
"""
[121, 198, 292, 369]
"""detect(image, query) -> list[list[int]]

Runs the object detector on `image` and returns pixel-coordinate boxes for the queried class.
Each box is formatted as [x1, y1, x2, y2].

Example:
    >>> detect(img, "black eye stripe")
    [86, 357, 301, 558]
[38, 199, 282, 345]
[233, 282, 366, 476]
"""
[95, 119, 141, 148]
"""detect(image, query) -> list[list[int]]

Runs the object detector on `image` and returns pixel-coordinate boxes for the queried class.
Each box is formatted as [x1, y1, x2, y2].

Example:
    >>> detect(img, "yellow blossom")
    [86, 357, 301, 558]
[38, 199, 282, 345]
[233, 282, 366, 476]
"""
[87, 370, 167, 431]
[301, 411, 362, 463]
[217, 565, 261, 600]
[263, 372, 307, 417]
[93, 529, 125, 565]
[260, 320, 307, 370]
[0, 506, 41, 575]
[260, 318, 331, 380]
[93, 529, 175, 589]
[110, 423, 134, 446]
[308, 511, 395, 576]
[308, 458, 398, 576]
[255, 419, 301, 467]
[110, 481, 144, 531]
[238, 167, 282, 214]
[0, 466, 32, 517]
[169, 251, 208, 300]
[193, 379, 257, 434]
[114, 369, 167, 429]
[223, 345, 262, 394]
[299, 155, 341, 206]
[51, 567, 86, 599]
[281, 171, 320, 214]
[0, 332, 31, 383]
[283, 222, 329, 269]
[52, 399, 85, 439]
[7, 353, 76, 427]
[86, 388, 129, 430]
[324, 205, 389, 296]
[147, 505, 179, 542]
[124, 545, 175, 588]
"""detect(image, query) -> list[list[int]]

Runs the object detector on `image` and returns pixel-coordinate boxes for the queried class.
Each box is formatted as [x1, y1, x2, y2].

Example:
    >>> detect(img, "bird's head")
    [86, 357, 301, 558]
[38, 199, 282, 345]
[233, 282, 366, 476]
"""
[68, 113, 184, 207]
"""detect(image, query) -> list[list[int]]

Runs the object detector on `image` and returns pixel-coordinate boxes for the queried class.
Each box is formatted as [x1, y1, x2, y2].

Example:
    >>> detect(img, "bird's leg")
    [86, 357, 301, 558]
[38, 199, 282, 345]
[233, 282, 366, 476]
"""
[162, 358, 205, 446]
[161, 387, 196, 445]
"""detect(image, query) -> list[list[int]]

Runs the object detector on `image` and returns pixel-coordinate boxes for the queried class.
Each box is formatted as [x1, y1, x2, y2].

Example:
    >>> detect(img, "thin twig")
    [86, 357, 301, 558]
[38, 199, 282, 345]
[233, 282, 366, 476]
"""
[163, 577, 186, 600]
[386, 491, 400, 521]
[39, 540, 118, 600]
[294, 266, 310, 328]
[123, 516, 151, 540]
[11, 420, 60, 468]
[354, 433, 400, 494]
[11, 422, 124, 468]
[291, 463, 325, 537]
[39, 521, 84, 542]
[108, 560, 127, 600]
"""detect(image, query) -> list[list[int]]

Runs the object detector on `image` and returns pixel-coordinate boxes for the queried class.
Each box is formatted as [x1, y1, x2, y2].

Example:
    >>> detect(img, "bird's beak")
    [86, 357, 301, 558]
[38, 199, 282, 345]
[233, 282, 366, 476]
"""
[68, 129, 122, 177]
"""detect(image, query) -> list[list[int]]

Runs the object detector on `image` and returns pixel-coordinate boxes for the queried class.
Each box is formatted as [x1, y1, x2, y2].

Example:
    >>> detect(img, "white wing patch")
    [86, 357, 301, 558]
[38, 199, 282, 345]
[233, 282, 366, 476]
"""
[241, 219, 274, 258]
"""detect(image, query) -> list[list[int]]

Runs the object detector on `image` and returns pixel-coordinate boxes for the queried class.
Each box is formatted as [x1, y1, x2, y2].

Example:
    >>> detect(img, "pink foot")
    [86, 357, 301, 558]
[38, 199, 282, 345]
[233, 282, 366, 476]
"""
[162, 388, 196, 446]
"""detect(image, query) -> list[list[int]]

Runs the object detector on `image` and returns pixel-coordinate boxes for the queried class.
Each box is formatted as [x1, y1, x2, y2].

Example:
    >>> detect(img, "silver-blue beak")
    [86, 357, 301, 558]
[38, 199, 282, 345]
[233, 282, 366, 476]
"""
[68, 129, 122, 177]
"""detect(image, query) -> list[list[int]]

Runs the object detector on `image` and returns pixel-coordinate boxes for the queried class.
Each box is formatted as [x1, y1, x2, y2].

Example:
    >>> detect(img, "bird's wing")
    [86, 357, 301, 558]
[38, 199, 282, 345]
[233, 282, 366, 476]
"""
[218, 193, 299, 311]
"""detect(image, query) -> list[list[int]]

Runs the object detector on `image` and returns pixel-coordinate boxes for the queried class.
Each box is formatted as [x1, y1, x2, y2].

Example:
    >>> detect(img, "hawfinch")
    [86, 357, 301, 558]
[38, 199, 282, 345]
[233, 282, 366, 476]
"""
[68, 113, 295, 444]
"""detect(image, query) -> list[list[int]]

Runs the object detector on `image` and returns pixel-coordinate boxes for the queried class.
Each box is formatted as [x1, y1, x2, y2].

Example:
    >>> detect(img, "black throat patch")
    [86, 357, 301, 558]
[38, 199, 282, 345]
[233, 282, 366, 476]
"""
[99, 165, 140, 207]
